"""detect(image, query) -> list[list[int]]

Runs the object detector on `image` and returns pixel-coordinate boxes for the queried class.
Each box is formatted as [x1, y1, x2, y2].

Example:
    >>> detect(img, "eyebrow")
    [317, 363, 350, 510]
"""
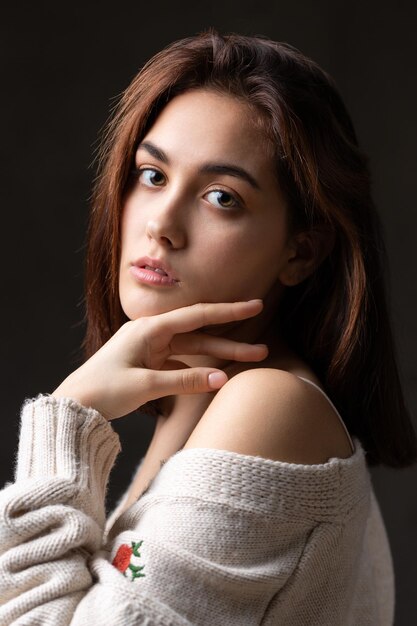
[136, 140, 261, 191]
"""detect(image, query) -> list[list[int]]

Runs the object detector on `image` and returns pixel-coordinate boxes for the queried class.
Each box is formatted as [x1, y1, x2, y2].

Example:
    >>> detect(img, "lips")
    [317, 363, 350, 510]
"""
[132, 256, 178, 282]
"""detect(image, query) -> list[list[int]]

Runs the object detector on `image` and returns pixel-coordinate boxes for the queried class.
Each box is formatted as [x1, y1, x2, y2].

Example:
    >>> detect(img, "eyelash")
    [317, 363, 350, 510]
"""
[130, 167, 242, 211]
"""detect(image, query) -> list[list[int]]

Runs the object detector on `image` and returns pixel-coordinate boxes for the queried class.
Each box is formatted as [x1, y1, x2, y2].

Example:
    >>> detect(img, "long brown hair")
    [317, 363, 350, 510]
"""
[81, 29, 417, 468]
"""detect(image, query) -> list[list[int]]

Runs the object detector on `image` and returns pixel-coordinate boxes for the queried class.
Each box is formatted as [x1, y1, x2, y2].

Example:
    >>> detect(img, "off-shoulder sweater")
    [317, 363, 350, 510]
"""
[0, 394, 394, 625]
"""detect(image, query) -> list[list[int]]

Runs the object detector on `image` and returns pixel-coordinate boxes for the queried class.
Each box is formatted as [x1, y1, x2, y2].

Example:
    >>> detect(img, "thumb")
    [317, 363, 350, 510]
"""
[148, 367, 228, 398]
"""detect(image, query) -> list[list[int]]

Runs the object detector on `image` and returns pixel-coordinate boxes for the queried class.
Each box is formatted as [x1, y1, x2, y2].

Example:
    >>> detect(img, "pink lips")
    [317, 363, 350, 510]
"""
[130, 256, 179, 287]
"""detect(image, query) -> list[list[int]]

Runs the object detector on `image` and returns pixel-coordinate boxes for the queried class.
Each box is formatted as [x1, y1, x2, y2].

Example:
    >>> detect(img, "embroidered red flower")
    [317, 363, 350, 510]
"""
[112, 540, 146, 580]
[113, 544, 133, 572]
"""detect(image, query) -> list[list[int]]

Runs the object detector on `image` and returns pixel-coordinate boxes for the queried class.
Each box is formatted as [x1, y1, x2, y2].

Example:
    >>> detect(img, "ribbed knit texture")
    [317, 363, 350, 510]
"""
[0, 394, 394, 625]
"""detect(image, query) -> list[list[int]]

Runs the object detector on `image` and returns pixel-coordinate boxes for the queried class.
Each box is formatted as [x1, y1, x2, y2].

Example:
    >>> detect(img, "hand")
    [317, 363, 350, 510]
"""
[52, 299, 269, 421]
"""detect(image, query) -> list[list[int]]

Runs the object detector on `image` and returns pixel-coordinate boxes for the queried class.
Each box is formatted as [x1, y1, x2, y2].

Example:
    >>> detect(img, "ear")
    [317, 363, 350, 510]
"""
[278, 228, 335, 287]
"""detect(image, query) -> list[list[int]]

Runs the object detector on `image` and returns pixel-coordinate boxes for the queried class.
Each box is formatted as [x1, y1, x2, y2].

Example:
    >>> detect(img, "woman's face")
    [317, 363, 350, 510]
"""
[119, 88, 293, 322]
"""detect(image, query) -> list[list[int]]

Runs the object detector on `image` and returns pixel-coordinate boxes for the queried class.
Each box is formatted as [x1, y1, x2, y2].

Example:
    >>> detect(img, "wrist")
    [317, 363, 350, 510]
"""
[51, 374, 94, 410]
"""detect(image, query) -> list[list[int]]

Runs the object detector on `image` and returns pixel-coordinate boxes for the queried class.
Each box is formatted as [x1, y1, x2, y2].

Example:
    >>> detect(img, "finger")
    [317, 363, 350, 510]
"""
[145, 367, 229, 400]
[170, 332, 269, 362]
[154, 300, 264, 337]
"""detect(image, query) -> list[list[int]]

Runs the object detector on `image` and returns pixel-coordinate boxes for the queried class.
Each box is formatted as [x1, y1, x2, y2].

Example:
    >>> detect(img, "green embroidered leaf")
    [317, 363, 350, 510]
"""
[129, 564, 145, 573]
[132, 540, 144, 557]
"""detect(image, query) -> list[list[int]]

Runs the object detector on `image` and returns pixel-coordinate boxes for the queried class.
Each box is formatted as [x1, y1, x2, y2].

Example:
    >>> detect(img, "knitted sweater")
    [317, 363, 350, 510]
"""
[0, 394, 394, 626]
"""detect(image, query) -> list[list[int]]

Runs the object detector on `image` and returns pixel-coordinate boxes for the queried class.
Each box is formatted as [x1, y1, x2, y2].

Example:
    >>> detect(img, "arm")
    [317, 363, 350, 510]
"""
[0, 395, 120, 625]
[0, 396, 196, 626]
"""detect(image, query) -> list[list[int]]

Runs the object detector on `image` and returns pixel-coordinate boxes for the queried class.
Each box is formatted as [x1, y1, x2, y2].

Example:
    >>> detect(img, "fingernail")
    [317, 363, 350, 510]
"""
[254, 344, 268, 349]
[208, 372, 228, 389]
[247, 299, 263, 304]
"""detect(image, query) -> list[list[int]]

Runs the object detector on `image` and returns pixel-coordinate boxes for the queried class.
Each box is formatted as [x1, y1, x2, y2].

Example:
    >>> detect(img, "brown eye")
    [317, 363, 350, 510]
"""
[134, 167, 166, 187]
[205, 190, 240, 210]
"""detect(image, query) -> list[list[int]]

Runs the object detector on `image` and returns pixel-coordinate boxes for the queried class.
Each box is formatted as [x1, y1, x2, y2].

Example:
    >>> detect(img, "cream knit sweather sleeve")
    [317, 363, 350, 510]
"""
[0, 395, 198, 625]
[0, 395, 121, 624]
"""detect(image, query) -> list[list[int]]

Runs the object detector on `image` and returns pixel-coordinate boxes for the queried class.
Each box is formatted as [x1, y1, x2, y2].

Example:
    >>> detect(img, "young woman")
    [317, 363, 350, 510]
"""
[0, 30, 415, 625]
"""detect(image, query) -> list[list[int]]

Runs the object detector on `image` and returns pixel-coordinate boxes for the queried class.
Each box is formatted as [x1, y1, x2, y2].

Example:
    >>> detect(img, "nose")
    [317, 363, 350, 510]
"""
[145, 194, 187, 249]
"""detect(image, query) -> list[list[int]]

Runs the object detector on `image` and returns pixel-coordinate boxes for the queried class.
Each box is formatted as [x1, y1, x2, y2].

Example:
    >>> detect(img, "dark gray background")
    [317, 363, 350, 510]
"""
[1, 2, 416, 623]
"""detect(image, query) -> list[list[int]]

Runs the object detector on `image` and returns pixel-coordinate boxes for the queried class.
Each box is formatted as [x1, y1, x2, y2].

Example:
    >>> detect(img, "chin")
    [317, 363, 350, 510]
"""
[120, 295, 182, 321]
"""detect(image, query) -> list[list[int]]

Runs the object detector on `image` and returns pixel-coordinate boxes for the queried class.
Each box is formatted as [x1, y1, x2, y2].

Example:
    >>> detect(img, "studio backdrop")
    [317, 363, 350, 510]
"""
[1, 2, 416, 624]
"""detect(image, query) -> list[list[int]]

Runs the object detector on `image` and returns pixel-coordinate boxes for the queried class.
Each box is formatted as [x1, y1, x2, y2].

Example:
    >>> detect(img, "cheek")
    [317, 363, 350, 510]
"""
[232, 219, 288, 284]
[196, 221, 285, 297]
[218, 217, 287, 267]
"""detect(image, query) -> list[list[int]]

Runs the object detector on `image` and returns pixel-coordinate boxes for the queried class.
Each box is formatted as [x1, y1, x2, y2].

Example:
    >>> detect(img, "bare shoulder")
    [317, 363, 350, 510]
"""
[182, 368, 354, 464]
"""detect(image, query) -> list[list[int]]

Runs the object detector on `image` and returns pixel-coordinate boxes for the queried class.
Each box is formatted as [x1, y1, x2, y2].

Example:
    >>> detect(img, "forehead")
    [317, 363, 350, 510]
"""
[139, 88, 274, 171]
